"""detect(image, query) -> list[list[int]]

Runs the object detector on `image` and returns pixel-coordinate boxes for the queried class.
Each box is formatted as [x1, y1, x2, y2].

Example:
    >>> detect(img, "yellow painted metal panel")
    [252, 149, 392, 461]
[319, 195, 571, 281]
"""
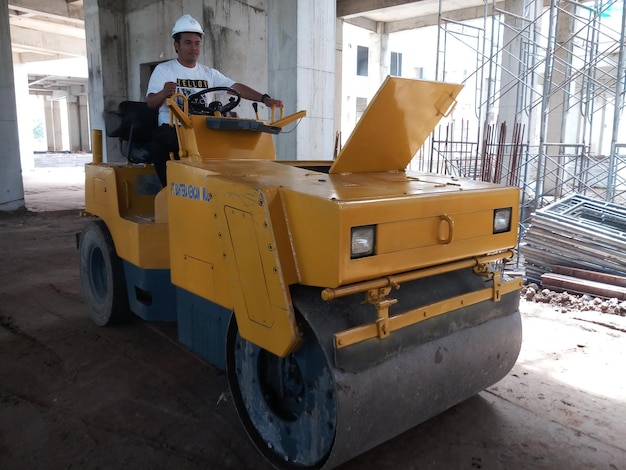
[130, 222, 170, 268]
[215, 181, 301, 357]
[183, 255, 215, 300]
[166, 163, 229, 305]
[330, 77, 463, 174]
[279, 189, 342, 286]
[376, 216, 441, 253]
[167, 96, 302, 162]
[225, 207, 275, 327]
[167, 161, 520, 288]
[165, 161, 300, 356]
[84, 164, 169, 270]
[85, 163, 159, 217]
[260, 187, 298, 286]
[154, 188, 168, 223]
[164, 159, 519, 290]
[376, 201, 513, 253]
[279, 184, 519, 287]
[93, 177, 107, 205]
[191, 115, 276, 160]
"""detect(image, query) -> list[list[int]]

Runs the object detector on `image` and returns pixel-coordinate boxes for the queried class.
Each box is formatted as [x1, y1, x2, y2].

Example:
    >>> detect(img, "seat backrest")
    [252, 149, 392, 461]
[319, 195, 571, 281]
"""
[105, 101, 158, 163]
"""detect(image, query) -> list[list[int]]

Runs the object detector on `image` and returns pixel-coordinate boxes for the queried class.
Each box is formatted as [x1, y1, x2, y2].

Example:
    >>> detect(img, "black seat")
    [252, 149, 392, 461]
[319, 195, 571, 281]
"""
[106, 101, 158, 164]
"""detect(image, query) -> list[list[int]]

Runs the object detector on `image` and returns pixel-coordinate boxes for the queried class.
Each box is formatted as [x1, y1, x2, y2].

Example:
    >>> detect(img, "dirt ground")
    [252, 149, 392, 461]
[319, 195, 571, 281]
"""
[1, 180, 626, 469]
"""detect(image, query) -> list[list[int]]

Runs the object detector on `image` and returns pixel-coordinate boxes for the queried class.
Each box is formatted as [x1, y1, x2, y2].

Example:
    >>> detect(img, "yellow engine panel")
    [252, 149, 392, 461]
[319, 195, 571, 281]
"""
[330, 76, 463, 174]
[279, 176, 519, 287]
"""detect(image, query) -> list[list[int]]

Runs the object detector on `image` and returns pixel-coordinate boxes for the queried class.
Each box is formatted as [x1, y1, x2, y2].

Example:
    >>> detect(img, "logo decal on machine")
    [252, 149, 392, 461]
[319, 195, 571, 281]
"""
[170, 182, 211, 202]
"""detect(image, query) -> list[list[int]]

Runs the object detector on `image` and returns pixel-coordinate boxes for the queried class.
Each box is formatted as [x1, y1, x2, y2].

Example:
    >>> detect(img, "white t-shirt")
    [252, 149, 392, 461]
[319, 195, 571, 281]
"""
[147, 59, 236, 125]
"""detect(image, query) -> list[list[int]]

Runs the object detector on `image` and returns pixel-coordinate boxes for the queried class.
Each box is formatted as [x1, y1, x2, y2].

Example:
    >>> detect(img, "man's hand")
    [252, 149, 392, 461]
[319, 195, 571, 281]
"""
[162, 81, 177, 97]
[264, 97, 283, 108]
[147, 81, 178, 109]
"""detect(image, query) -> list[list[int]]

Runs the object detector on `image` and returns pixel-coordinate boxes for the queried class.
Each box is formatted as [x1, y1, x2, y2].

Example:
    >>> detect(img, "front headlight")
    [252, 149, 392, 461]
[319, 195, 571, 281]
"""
[493, 207, 512, 233]
[351, 225, 375, 258]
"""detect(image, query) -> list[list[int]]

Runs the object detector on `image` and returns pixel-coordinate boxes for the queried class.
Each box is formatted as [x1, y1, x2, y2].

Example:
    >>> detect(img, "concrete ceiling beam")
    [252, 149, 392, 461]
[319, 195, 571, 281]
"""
[343, 16, 378, 32]
[337, 0, 422, 18]
[8, 0, 84, 22]
[384, 2, 505, 33]
[10, 24, 86, 58]
[9, 14, 85, 38]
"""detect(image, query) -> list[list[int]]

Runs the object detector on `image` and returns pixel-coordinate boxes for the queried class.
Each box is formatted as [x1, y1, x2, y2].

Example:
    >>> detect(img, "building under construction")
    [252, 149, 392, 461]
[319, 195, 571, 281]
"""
[4, 0, 626, 277]
[340, 0, 625, 232]
[1, 2, 625, 469]
[4, 1, 625, 226]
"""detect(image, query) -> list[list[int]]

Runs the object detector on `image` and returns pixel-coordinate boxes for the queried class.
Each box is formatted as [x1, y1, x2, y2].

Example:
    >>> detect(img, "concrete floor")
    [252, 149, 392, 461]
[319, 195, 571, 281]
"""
[21, 154, 88, 213]
[1, 160, 625, 469]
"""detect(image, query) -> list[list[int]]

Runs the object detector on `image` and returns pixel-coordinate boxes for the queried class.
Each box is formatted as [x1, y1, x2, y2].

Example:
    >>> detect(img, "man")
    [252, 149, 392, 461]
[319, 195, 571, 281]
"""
[147, 14, 283, 186]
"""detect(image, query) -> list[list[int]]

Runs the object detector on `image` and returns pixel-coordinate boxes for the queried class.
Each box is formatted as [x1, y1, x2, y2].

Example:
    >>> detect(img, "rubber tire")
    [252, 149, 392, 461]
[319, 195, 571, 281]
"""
[226, 316, 336, 469]
[79, 219, 131, 326]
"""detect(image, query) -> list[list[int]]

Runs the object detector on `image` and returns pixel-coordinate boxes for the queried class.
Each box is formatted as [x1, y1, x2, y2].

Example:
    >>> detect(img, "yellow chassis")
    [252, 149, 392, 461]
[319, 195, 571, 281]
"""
[85, 77, 522, 359]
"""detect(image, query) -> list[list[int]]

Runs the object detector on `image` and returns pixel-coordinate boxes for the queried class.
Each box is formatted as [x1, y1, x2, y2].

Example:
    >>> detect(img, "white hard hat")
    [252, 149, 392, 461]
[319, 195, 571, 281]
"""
[172, 14, 204, 37]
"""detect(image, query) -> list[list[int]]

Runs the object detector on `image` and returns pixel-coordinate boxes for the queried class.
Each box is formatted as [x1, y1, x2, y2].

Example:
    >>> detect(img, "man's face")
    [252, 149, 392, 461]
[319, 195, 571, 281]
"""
[175, 32, 202, 66]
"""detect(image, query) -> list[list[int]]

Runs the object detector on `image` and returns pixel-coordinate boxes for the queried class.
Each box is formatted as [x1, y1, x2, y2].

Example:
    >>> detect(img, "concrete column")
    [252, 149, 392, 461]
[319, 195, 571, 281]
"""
[51, 99, 64, 151]
[13, 62, 35, 170]
[542, 1, 577, 195]
[495, 0, 544, 185]
[67, 85, 90, 152]
[496, 0, 537, 136]
[334, 19, 343, 157]
[0, 0, 25, 212]
[269, 0, 336, 160]
[370, 21, 389, 96]
[79, 94, 90, 151]
[67, 95, 81, 152]
[546, 2, 575, 145]
[84, 0, 127, 162]
[44, 97, 55, 150]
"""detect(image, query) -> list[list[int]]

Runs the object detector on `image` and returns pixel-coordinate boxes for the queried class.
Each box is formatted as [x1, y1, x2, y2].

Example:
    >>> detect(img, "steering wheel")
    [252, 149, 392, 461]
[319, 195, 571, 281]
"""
[186, 86, 241, 116]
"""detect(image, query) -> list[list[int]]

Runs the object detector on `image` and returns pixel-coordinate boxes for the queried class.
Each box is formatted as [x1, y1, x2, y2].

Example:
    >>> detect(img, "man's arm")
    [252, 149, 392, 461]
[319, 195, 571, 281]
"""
[231, 83, 283, 108]
[147, 81, 178, 109]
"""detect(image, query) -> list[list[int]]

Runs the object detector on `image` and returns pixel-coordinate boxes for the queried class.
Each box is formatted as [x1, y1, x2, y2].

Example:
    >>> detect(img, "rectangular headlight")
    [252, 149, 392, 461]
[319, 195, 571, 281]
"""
[351, 225, 375, 258]
[493, 207, 512, 233]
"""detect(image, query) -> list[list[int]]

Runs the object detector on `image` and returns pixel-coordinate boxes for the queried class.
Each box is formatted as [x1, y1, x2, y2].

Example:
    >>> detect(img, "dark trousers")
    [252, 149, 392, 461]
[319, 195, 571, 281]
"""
[151, 124, 179, 186]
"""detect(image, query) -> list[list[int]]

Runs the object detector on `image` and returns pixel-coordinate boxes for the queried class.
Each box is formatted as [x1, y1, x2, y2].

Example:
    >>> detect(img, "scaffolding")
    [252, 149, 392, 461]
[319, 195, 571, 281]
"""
[417, 0, 626, 229]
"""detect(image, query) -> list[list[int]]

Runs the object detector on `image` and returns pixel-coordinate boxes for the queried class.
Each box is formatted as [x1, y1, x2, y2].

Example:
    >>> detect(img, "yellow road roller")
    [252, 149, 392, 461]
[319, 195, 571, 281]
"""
[79, 77, 522, 469]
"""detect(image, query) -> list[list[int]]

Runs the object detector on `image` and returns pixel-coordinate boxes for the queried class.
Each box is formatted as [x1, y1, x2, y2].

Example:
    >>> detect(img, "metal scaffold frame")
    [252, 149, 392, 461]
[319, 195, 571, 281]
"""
[419, 0, 626, 232]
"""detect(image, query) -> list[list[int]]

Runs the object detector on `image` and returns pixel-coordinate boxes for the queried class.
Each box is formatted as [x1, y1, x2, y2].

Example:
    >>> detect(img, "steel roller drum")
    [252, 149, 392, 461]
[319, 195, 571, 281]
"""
[228, 269, 522, 469]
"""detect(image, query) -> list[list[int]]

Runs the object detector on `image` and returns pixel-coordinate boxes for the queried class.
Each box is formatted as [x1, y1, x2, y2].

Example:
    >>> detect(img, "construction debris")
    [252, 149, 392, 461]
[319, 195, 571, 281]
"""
[520, 194, 626, 286]
[541, 266, 626, 300]
[522, 283, 626, 316]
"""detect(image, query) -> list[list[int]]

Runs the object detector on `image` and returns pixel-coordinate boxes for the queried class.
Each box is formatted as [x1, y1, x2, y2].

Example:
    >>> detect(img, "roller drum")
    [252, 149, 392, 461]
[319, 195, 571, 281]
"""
[228, 270, 522, 469]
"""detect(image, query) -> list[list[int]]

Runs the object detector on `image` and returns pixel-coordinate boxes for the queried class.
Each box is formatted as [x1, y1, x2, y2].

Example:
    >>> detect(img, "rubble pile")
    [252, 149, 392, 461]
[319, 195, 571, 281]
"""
[522, 283, 626, 316]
